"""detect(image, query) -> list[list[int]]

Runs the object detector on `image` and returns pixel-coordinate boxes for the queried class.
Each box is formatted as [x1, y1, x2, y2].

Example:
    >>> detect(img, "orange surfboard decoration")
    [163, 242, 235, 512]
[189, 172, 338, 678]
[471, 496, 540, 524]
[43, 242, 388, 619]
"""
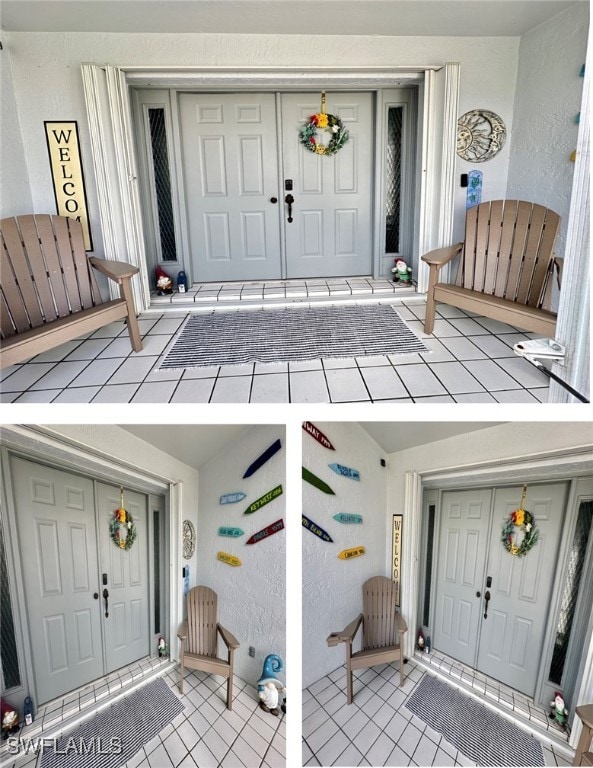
[217, 551, 241, 567]
[338, 546, 365, 560]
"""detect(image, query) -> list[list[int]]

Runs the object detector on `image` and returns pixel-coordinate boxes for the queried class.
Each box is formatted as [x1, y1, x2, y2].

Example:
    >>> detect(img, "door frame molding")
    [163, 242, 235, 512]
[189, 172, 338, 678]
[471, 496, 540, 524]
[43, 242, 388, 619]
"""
[81, 64, 458, 308]
[399, 447, 593, 749]
[0, 426, 179, 711]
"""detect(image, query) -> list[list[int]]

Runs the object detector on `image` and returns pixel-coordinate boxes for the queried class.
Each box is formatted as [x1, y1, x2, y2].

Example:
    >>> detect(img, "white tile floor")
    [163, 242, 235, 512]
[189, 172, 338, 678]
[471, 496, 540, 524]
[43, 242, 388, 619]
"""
[3, 661, 285, 768]
[1, 293, 552, 404]
[302, 657, 573, 768]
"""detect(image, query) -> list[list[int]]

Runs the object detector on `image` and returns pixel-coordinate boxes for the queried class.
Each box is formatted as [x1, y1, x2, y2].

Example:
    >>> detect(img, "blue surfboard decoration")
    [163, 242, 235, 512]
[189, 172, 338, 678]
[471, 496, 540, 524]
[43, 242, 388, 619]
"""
[218, 527, 244, 537]
[333, 513, 363, 524]
[466, 169, 483, 209]
[243, 438, 282, 478]
[302, 515, 333, 542]
[329, 463, 360, 481]
[220, 492, 246, 505]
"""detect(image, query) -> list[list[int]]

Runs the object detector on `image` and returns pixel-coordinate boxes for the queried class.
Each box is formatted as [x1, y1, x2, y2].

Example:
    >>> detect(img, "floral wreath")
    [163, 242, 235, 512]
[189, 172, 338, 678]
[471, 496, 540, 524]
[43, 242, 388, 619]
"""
[501, 487, 538, 557]
[299, 112, 349, 156]
[110, 489, 136, 550]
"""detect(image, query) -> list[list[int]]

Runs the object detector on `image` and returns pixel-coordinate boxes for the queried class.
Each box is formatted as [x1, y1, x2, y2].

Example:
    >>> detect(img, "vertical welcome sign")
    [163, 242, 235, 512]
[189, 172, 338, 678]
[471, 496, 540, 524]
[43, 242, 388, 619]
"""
[392, 514, 402, 607]
[45, 121, 93, 250]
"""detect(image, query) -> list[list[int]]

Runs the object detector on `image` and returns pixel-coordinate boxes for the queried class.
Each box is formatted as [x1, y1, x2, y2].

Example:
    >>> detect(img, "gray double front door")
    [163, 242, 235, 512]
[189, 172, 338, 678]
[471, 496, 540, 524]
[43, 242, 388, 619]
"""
[432, 483, 566, 697]
[12, 457, 150, 704]
[179, 91, 374, 282]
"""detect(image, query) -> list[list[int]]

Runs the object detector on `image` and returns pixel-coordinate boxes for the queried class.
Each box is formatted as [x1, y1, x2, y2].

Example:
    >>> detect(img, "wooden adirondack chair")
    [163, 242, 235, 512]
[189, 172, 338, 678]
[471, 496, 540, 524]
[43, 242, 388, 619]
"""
[422, 200, 562, 336]
[327, 575, 407, 704]
[0, 214, 142, 368]
[178, 586, 240, 710]
[574, 705, 593, 766]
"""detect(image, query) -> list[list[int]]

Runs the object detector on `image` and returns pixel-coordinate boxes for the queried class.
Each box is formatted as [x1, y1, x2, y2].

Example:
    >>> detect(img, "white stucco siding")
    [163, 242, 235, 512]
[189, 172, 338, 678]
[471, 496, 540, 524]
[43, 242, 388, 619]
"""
[506, 2, 589, 258]
[302, 422, 387, 689]
[0, 51, 33, 216]
[197, 425, 286, 688]
[3, 31, 518, 257]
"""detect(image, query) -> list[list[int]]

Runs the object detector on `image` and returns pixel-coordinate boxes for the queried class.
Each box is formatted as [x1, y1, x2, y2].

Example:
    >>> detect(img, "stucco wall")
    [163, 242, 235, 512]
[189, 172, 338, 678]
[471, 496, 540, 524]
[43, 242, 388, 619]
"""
[506, 2, 589, 257]
[3, 31, 518, 258]
[302, 422, 387, 689]
[0, 53, 32, 215]
[196, 425, 286, 689]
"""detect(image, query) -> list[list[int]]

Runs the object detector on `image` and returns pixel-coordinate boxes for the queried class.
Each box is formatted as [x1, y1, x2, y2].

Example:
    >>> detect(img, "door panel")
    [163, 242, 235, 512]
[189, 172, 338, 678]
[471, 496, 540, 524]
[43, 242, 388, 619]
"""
[432, 489, 492, 666]
[11, 457, 103, 704]
[179, 93, 282, 282]
[477, 484, 566, 696]
[97, 484, 150, 673]
[281, 93, 374, 278]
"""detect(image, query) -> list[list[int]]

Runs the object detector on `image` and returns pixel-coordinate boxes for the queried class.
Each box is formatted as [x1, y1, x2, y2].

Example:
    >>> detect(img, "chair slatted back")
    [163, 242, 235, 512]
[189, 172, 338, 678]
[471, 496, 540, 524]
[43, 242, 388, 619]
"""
[1, 214, 103, 339]
[186, 586, 218, 657]
[457, 200, 560, 308]
[362, 576, 399, 650]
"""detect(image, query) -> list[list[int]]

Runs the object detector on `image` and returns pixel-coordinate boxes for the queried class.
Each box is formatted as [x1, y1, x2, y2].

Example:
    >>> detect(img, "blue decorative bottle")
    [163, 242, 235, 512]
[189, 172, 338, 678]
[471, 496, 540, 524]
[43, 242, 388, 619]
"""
[177, 271, 188, 293]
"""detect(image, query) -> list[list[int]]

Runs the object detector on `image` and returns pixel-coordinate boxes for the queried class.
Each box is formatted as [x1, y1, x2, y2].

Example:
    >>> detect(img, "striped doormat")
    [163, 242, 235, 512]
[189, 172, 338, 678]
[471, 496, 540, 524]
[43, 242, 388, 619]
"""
[405, 674, 545, 767]
[40, 677, 184, 768]
[159, 304, 427, 369]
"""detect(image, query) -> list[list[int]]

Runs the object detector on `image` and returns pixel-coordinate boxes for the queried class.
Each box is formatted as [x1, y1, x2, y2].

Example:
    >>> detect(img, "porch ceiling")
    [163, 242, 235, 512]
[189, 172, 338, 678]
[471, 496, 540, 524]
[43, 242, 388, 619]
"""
[359, 422, 505, 454]
[120, 424, 253, 469]
[0, 0, 581, 36]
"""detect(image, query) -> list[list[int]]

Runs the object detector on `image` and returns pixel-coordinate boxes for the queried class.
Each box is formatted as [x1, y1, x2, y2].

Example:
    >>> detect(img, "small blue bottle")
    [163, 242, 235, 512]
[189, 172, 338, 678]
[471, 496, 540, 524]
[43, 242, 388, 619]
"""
[24, 696, 34, 725]
[426, 636, 431, 654]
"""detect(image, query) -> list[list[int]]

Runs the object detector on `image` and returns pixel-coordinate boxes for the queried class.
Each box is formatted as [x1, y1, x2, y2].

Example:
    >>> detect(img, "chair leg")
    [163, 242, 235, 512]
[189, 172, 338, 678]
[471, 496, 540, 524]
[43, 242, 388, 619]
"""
[400, 645, 405, 687]
[179, 652, 184, 695]
[574, 721, 593, 766]
[119, 278, 143, 352]
[424, 289, 436, 334]
[226, 675, 233, 711]
[346, 646, 353, 705]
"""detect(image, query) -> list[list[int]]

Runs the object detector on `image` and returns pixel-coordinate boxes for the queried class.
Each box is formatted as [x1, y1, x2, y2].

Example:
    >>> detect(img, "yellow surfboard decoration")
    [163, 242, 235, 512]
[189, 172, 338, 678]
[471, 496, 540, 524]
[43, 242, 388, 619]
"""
[338, 546, 365, 560]
[217, 551, 242, 567]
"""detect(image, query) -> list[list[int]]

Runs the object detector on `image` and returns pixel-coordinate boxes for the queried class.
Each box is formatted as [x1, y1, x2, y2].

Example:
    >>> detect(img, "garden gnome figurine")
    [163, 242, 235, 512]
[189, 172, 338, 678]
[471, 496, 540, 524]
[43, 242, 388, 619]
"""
[392, 259, 412, 283]
[257, 654, 286, 717]
[549, 692, 568, 729]
[1, 699, 19, 739]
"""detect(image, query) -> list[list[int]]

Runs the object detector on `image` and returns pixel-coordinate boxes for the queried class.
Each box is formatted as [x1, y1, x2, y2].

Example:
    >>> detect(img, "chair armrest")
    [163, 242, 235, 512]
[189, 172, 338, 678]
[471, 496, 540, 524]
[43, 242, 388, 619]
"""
[326, 614, 363, 646]
[554, 256, 563, 288]
[394, 612, 408, 634]
[89, 256, 140, 282]
[217, 623, 240, 650]
[177, 621, 188, 641]
[421, 243, 463, 268]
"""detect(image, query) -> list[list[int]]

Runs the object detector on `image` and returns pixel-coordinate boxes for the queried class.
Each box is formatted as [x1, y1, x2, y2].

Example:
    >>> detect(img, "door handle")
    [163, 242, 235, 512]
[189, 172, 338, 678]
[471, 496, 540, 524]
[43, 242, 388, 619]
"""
[103, 588, 109, 618]
[483, 590, 491, 619]
[285, 194, 294, 223]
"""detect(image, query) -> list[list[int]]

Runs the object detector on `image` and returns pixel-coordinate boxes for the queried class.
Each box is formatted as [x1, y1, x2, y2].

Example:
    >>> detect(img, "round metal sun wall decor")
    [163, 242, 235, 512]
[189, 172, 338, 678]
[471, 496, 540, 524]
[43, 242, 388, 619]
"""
[183, 519, 196, 560]
[457, 109, 506, 162]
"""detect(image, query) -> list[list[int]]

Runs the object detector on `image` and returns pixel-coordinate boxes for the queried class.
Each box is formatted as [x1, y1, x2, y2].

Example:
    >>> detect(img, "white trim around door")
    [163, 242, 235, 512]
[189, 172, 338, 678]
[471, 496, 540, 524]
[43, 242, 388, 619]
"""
[81, 64, 459, 308]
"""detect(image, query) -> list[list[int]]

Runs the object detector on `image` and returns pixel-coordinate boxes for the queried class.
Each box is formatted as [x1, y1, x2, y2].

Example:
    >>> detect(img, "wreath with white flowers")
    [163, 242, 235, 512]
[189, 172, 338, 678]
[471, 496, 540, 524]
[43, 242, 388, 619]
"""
[501, 507, 538, 557]
[299, 112, 349, 156]
[110, 506, 137, 551]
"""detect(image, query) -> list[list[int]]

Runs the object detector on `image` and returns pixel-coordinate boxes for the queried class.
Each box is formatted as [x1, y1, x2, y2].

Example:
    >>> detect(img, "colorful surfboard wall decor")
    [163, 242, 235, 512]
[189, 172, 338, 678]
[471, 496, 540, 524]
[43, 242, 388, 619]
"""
[333, 513, 363, 524]
[218, 527, 244, 538]
[243, 438, 282, 478]
[302, 422, 335, 450]
[217, 551, 242, 566]
[246, 518, 284, 545]
[302, 515, 333, 542]
[302, 467, 335, 495]
[220, 492, 246, 505]
[466, 169, 483, 208]
[328, 463, 360, 481]
[244, 484, 283, 514]
[338, 546, 365, 560]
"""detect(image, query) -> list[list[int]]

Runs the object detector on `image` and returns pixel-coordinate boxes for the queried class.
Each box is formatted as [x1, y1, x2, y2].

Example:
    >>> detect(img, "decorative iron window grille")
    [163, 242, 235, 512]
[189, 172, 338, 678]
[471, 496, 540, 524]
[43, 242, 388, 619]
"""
[386, 106, 403, 254]
[153, 508, 161, 634]
[549, 500, 593, 685]
[1, 518, 20, 690]
[423, 504, 436, 627]
[148, 108, 177, 262]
